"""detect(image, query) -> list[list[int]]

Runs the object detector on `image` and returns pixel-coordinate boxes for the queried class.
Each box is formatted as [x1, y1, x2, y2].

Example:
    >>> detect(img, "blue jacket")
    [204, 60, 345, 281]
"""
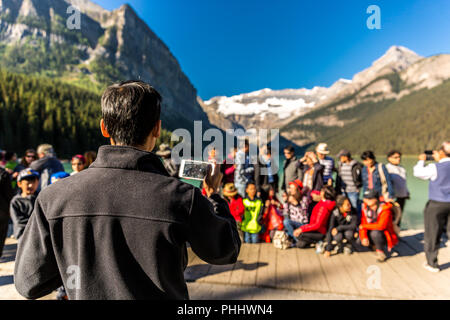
[361, 163, 394, 199]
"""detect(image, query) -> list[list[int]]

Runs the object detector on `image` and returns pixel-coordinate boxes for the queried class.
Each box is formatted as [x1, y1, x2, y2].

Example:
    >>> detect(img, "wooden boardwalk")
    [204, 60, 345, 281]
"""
[185, 230, 450, 300]
[1, 230, 449, 300]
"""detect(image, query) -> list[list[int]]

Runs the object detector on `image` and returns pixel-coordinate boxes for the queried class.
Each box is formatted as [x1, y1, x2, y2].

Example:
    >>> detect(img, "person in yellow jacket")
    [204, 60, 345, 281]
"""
[241, 182, 264, 243]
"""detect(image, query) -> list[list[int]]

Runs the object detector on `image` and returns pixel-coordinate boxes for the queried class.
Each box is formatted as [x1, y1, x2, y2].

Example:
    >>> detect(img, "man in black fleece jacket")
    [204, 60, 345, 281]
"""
[14, 81, 241, 300]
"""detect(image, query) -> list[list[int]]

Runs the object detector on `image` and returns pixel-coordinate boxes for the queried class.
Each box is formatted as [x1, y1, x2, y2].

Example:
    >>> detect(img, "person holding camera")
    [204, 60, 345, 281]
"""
[14, 80, 241, 300]
[414, 141, 450, 273]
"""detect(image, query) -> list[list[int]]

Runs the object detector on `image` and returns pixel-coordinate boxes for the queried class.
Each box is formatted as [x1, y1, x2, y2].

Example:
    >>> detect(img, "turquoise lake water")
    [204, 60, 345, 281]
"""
[64, 155, 428, 230]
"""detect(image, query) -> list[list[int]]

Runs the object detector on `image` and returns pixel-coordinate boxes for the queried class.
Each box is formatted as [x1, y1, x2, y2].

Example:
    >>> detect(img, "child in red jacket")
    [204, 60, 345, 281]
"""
[260, 185, 284, 243]
[223, 183, 245, 241]
[359, 189, 398, 262]
[294, 186, 336, 252]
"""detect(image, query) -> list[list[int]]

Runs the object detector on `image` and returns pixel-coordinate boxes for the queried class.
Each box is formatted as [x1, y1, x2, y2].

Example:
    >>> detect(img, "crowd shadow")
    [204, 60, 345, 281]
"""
[185, 261, 267, 282]
[0, 243, 17, 264]
[0, 275, 14, 287]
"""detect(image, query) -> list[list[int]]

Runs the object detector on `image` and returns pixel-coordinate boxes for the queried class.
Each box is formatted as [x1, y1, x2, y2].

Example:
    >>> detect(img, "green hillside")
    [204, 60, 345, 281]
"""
[282, 79, 450, 155]
[0, 69, 173, 157]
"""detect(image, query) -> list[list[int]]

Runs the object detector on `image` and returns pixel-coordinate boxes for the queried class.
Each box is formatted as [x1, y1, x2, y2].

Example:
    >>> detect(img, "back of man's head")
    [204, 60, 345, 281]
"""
[37, 144, 54, 158]
[101, 80, 162, 147]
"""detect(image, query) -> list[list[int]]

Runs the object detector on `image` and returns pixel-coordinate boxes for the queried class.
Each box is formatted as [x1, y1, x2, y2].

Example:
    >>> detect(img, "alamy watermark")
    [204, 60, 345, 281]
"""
[367, 5, 381, 30]
[366, 265, 382, 290]
[66, 5, 81, 30]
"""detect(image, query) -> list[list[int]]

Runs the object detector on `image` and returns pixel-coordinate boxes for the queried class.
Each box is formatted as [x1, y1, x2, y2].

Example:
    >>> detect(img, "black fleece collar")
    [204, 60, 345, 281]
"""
[90, 145, 169, 176]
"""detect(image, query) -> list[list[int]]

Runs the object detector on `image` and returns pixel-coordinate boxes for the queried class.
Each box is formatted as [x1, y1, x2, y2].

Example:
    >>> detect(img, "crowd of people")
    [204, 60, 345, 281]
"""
[0, 145, 97, 299]
[194, 140, 449, 269]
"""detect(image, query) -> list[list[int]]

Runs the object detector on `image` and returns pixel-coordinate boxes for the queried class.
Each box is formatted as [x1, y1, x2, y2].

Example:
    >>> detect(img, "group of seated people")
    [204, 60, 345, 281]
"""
[222, 179, 399, 263]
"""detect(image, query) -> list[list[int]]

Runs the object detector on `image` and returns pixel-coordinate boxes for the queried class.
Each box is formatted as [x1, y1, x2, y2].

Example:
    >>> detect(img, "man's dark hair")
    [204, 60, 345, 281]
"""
[101, 80, 162, 146]
[284, 145, 295, 153]
[266, 145, 272, 155]
[336, 195, 348, 209]
[361, 150, 376, 161]
[387, 150, 402, 158]
[322, 185, 336, 201]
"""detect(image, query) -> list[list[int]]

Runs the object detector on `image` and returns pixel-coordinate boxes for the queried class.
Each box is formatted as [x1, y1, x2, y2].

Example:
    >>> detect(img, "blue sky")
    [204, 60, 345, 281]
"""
[93, 0, 450, 99]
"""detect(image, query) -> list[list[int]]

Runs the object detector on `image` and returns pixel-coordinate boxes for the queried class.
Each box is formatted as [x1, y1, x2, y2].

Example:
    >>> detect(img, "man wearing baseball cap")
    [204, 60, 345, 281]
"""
[316, 143, 335, 186]
[10, 169, 40, 240]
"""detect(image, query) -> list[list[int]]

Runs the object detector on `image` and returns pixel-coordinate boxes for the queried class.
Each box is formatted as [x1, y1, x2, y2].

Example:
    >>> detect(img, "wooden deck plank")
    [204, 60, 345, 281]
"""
[357, 249, 417, 299]
[256, 243, 277, 288]
[296, 248, 330, 293]
[241, 243, 260, 286]
[338, 251, 391, 298]
[384, 243, 443, 299]
[228, 243, 249, 285]
[392, 241, 450, 298]
[318, 251, 360, 296]
[275, 247, 302, 290]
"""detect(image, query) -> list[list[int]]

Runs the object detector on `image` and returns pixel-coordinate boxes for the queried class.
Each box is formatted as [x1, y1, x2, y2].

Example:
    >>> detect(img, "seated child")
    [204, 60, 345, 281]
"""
[359, 189, 398, 262]
[283, 179, 310, 244]
[293, 186, 336, 253]
[241, 182, 264, 243]
[324, 195, 358, 257]
[10, 169, 40, 240]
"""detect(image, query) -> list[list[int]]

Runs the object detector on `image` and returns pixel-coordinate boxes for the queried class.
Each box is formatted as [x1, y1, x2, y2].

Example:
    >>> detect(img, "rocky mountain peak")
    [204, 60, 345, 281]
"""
[352, 45, 422, 85]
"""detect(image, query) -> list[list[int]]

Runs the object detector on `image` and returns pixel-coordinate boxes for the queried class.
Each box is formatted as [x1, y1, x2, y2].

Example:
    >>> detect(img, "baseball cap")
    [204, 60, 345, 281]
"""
[363, 189, 379, 199]
[17, 169, 40, 182]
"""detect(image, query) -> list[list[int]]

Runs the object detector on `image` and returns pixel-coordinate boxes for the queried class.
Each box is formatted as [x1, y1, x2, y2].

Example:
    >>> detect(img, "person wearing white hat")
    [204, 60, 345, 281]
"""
[316, 143, 335, 186]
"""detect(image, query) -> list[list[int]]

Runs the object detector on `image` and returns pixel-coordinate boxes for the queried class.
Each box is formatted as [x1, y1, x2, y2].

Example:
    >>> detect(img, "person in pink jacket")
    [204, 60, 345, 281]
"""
[294, 186, 336, 252]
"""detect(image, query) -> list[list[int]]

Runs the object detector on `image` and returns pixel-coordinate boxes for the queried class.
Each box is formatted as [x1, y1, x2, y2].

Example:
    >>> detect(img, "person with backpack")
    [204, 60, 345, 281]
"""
[360, 151, 394, 203]
[335, 149, 363, 210]
[324, 195, 358, 257]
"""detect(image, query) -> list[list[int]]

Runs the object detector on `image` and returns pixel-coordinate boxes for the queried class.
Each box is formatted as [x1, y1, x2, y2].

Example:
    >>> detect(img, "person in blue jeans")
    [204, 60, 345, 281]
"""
[335, 149, 363, 210]
[360, 151, 394, 202]
[241, 183, 263, 243]
[282, 179, 310, 243]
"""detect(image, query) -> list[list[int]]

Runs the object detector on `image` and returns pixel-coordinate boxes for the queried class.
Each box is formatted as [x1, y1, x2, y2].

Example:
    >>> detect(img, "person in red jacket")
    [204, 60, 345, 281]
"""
[223, 183, 245, 241]
[294, 185, 336, 252]
[359, 189, 399, 262]
[260, 185, 284, 243]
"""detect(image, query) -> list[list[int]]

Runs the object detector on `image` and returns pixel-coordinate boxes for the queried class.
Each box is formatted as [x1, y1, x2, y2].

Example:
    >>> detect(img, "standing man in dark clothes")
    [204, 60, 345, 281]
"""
[281, 145, 303, 193]
[30, 144, 64, 190]
[414, 141, 450, 273]
[255, 145, 279, 198]
[0, 166, 14, 257]
[335, 149, 363, 210]
[14, 80, 241, 300]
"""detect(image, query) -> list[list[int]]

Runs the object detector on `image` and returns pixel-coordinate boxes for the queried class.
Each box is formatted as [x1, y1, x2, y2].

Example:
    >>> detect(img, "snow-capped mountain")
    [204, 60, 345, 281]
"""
[199, 79, 352, 130]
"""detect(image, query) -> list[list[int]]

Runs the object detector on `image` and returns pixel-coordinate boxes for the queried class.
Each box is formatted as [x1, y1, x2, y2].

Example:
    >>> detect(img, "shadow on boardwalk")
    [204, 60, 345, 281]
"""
[185, 261, 268, 282]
